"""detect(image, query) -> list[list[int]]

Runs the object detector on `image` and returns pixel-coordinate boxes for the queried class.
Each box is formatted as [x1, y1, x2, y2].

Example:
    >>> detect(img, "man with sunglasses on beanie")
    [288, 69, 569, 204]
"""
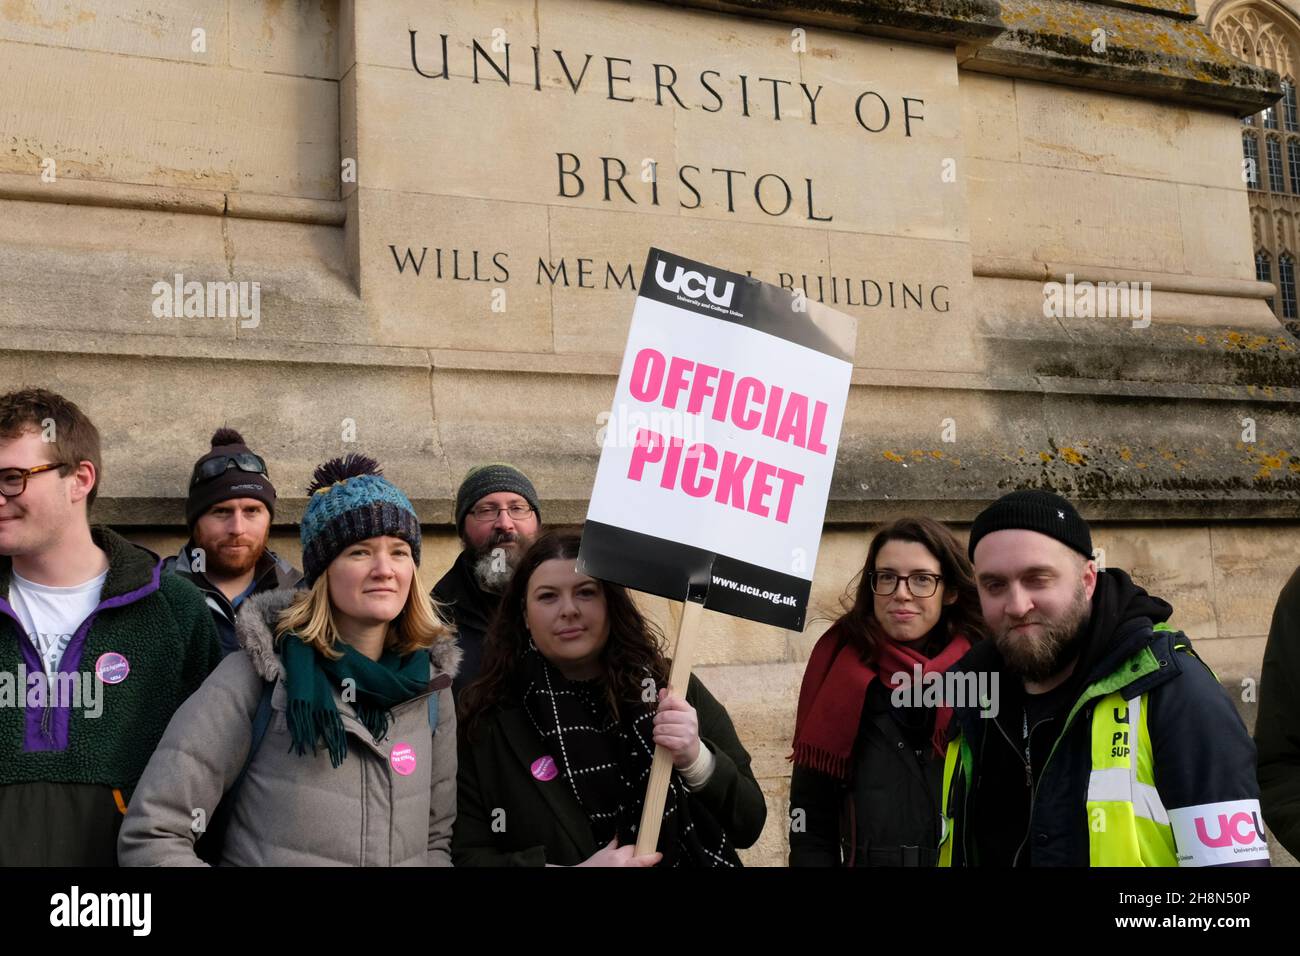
[939, 490, 1268, 867]
[432, 463, 542, 695]
[164, 428, 302, 656]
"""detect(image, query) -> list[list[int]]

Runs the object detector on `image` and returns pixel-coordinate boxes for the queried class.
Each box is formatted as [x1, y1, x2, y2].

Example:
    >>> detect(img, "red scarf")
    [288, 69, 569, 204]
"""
[789, 621, 972, 779]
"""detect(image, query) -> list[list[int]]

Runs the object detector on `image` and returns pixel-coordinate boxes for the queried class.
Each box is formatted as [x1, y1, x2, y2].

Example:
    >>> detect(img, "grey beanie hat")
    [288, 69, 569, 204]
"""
[454, 463, 541, 532]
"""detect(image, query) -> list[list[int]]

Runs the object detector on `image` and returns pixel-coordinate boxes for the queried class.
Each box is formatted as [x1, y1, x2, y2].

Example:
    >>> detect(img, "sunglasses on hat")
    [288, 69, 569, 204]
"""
[189, 452, 269, 489]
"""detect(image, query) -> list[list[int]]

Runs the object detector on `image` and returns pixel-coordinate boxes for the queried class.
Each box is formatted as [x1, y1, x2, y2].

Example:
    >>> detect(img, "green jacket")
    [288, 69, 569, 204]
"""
[453, 673, 767, 866]
[1258, 565, 1300, 858]
[0, 527, 222, 865]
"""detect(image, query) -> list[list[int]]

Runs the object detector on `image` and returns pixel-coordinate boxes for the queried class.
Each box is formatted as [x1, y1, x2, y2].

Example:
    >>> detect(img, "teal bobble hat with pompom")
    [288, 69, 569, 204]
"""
[300, 454, 421, 586]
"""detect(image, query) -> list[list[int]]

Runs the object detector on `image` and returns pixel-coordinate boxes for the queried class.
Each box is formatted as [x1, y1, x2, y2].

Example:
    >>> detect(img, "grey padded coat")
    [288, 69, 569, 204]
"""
[118, 588, 460, 866]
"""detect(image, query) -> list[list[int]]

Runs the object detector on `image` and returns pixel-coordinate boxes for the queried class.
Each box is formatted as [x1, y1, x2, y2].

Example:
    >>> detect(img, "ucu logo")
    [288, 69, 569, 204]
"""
[654, 260, 735, 307]
[1193, 811, 1265, 848]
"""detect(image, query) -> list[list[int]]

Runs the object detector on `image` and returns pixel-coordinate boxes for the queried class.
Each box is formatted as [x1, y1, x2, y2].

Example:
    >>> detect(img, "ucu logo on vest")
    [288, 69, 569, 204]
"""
[1193, 810, 1265, 848]
[654, 260, 735, 307]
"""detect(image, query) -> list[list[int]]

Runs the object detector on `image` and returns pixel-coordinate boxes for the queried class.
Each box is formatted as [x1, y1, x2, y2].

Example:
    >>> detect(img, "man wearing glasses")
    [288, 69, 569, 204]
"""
[433, 464, 542, 694]
[164, 427, 302, 656]
[0, 388, 221, 866]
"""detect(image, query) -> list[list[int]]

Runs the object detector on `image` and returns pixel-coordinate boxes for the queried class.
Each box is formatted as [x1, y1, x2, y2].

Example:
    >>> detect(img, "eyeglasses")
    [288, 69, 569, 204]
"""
[868, 571, 943, 598]
[0, 463, 70, 498]
[468, 503, 534, 522]
[189, 452, 269, 488]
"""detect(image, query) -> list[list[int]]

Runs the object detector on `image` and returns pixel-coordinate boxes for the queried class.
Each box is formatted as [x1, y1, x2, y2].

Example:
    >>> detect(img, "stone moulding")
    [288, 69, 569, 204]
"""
[1085, 0, 1198, 19]
[959, 0, 1280, 115]
[0, 173, 345, 227]
[655, 0, 1279, 114]
[646, 0, 1006, 45]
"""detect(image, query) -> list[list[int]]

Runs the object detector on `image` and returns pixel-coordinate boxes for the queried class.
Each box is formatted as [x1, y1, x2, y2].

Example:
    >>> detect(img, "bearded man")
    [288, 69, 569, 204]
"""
[165, 428, 302, 656]
[432, 464, 542, 694]
[938, 491, 1268, 868]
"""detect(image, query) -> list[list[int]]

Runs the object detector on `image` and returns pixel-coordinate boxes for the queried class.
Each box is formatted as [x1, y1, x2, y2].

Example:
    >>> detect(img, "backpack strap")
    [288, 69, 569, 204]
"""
[232, 680, 275, 798]
[195, 679, 275, 865]
[426, 672, 452, 733]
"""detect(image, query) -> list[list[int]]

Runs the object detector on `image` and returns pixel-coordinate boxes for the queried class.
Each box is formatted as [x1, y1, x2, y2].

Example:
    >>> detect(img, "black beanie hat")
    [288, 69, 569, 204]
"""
[185, 428, 277, 527]
[968, 490, 1093, 561]
[454, 463, 541, 533]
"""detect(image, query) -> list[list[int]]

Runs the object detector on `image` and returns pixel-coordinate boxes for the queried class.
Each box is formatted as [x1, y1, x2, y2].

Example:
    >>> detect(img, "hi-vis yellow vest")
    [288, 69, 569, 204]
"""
[940, 636, 1187, 867]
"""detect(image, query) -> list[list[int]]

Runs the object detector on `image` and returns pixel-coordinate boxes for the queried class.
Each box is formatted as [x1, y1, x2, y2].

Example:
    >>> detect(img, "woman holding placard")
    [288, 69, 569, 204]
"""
[788, 517, 987, 866]
[453, 530, 766, 867]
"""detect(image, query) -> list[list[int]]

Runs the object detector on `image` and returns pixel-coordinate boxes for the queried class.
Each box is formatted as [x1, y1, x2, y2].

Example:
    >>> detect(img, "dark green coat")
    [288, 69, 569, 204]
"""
[0, 527, 222, 865]
[1258, 565, 1300, 858]
[453, 673, 767, 866]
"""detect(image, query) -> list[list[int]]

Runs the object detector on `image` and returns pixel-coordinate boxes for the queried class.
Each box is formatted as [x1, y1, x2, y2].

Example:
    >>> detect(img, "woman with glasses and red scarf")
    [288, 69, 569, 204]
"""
[789, 517, 987, 866]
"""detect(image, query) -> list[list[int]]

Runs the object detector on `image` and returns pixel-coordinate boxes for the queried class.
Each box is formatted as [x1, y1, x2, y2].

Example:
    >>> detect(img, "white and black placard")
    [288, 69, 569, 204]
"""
[579, 248, 856, 630]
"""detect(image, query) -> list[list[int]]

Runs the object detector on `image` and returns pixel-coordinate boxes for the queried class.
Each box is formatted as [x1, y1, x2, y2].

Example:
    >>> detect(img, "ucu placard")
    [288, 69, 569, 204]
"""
[654, 259, 735, 308]
[1169, 800, 1270, 866]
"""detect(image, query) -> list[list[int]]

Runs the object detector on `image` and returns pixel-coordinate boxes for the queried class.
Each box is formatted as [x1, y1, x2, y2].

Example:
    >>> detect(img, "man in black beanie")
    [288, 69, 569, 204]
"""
[432, 463, 542, 694]
[939, 489, 1268, 868]
[163, 427, 302, 656]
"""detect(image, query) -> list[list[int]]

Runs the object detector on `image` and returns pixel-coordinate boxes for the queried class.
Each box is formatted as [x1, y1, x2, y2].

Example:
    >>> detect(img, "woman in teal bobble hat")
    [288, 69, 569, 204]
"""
[119, 454, 462, 866]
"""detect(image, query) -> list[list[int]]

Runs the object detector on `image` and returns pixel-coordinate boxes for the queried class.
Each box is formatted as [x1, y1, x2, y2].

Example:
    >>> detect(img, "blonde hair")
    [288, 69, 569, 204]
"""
[275, 559, 451, 659]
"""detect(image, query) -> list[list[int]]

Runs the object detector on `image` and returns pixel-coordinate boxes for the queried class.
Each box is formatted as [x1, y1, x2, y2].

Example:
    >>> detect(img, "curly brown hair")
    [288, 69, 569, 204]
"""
[458, 529, 670, 740]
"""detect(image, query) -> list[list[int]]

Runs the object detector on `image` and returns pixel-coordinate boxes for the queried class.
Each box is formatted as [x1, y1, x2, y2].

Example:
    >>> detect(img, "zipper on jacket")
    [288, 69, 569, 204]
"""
[1007, 711, 1055, 866]
[915, 746, 942, 846]
[3, 604, 100, 743]
[964, 723, 987, 865]
[1014, 671, 1145, 865]
[987, 708, 1032, 865]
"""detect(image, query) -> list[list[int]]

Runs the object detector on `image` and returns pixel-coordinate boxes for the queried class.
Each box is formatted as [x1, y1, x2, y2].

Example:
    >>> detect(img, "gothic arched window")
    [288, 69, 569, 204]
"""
[1214, 3, 1300, 328]
[1257, 249, 1275, 310]
[1267, 135, 1285, 191]
[1279, 251, 1297, 319]
[1244, 132, 1261, 185]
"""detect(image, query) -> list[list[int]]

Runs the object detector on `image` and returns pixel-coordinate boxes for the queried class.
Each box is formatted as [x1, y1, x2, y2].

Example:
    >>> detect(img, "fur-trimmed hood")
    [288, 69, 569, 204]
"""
[234, 587, 462, 683]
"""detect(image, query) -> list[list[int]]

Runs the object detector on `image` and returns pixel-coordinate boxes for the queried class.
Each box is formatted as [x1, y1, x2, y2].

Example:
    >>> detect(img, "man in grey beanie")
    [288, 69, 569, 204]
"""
[432, 463, 542, 694]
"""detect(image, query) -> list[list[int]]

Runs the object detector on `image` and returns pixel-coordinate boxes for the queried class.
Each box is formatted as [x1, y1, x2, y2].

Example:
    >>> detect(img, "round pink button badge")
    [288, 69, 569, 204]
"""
[530, 756, 558, 781]
[95, 652, 130, 685]
[390, 743, 417, 775]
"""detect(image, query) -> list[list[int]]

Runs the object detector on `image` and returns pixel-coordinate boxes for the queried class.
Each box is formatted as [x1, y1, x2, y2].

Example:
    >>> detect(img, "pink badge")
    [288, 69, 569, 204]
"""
[95, 652, 130, 685]
[530, 755, 558, 781]
[390, 743, 417, 775]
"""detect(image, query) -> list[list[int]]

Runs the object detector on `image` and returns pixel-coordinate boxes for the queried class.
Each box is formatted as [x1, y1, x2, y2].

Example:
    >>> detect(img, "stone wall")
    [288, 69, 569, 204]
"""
[2, 0, 1297, 866]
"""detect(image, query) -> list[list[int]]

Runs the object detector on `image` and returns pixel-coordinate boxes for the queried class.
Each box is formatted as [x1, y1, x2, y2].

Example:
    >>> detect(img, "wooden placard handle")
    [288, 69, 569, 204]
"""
[634, 593, 706, 857]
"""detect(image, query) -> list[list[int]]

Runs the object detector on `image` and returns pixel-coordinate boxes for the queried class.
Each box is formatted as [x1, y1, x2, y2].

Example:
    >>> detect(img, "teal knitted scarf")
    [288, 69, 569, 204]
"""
[280, 633, 430, 768]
